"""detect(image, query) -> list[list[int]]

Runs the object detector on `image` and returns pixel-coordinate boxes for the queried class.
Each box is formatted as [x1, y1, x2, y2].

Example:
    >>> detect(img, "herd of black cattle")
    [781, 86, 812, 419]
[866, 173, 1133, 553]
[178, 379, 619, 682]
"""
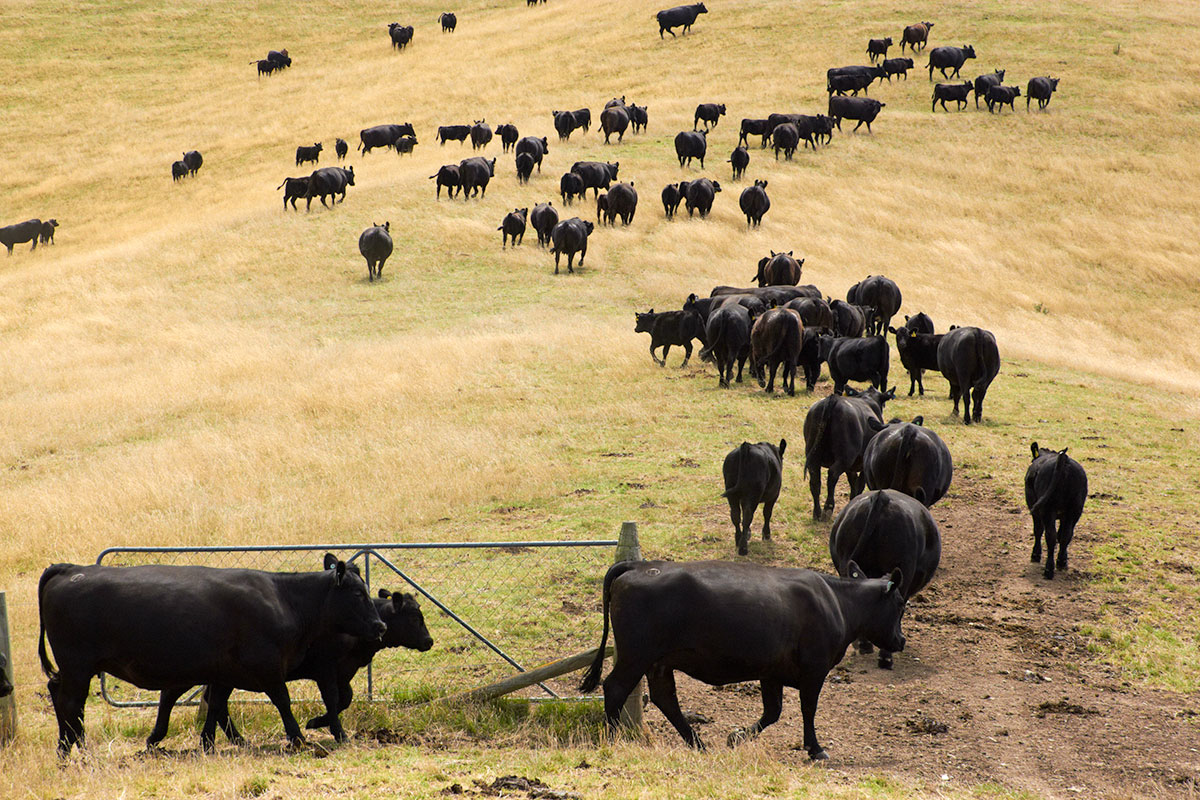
[14, 2, 1089, 765]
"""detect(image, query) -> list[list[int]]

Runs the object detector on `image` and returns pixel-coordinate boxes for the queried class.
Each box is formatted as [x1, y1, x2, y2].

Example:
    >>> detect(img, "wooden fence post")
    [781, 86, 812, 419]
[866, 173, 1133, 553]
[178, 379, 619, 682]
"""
[614, 522, 643, 732]
[0, 592, 17, 746]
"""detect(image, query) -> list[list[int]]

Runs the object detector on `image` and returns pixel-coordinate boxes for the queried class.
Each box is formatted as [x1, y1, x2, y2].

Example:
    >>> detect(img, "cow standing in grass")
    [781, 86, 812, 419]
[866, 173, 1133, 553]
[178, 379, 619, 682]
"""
[1025, 443, 1087, 579]
[655, 3, 708, 38]
[723, 440, 787, 554]
[635, 308, 705, 367]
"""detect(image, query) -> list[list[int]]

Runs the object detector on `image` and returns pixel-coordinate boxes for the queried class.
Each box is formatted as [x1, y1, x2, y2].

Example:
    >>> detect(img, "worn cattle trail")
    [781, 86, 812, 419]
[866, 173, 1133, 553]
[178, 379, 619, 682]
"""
[663, 474, 1199, 798]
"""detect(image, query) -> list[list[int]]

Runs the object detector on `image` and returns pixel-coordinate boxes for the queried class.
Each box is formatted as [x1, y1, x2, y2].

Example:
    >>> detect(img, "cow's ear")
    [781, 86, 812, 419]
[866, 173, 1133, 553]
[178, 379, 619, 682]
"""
[378, 589, 392, 599]
[334, 560, 347, 586]
[846, 560, 864, 580]
[778, 438, 787, 458]
[1030, 441, 1040, 459]
[887, 326, 896, 333]
[911, 415, 924, 426]
[886, 568, 903, 594]
[885, 387, 896, 399]
[323, 553, 338, 571]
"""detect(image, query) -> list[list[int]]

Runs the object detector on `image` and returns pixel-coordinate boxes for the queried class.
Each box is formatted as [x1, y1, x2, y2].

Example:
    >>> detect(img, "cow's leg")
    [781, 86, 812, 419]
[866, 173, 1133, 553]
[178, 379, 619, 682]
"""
[947, 380, 961, 418]
[739, 497, 758, 551]
[567, 253, 575, 274]
[147, 686, 189, 748]
[644, 666, 702, 747]
[200, 685, 234, 751]
[848, 469, 866, 499]
[659, 344, 671, 366]
[1031, 514, 1044, 564]
[824, 466, 842, 518]
[735, 353, 746, 383]
[1056, 512, 1078, 572]
[917, 369, 926, 395]
[728, 495, 746, 555]
[810, 467, 823, 520]
[680, 341, 692, 367]
[263, 683, 306, 747]
[730, 680, 783, 745]
[650, 343, 663, 366]
[766, 361, 778, 393]
[961, 384, 974, 424]
[1041, 514, 1059, 580]
[971, 380, 990, 423]
[314, 676, 348, 742]
[761, 495, 775, 540]
[601, 660, 647, 733]
[798, 677, 829, 760]
[51, 673, 90, 755]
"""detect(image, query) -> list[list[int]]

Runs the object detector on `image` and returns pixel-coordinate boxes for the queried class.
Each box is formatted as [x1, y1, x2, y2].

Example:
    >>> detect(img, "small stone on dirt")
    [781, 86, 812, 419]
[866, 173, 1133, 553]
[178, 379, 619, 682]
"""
[906, 716, 949, 735]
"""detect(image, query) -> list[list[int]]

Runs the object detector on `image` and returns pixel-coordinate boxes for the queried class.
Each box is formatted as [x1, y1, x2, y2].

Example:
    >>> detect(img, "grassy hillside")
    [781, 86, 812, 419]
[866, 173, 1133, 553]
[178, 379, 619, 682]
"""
[1, 0, 1198, 796]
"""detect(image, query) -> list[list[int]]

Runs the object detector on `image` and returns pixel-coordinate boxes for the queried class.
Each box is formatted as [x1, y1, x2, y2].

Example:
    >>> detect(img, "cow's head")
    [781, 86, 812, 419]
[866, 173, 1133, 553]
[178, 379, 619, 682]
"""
[846, 561, 907, 654]
[377, 589, 434, 651]
[314, 142, 323, 151]
[883, 37, 893, 45]
[346, 166, 355, 184]
[755, 179, 768, 189]
[696, 3, 708, 12]
[711, 180, 722, 193]
[635, 310, 657, 333]
[583, 220, 595, 235]
[1049, 78, 1060, 90]
[963, 45, 976, 58]
[322, 554, 386, 640]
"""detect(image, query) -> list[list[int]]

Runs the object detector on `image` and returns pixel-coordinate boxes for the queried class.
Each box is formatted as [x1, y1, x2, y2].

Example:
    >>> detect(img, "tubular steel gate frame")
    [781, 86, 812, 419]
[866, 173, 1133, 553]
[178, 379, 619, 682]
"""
[95, 539, 618, 708]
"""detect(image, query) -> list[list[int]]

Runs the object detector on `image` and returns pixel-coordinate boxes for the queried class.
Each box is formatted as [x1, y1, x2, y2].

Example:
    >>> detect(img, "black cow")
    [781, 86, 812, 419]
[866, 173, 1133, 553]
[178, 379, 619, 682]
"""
[750, 308, 803, 395]
[171, 160, 188, 182]
[39, 218, 59, 244]
[573, 108, 592, 131]
[723, 440, 786, 554]
[499, 208, 528, 248]
[515, 136, 549, 173]
[37, 555, 385, 754]
[974, 69, 1005, 109]
[458, 156, 496, 199]
[604, 182, 638, 226]
[882, 57, 915, 81]
[890, 324, 944, 396]
[739, 118, 772, 148]
[266, 49, 291, 69]
[933, 81, 974, 112]
[429, 165, 461, 199]
[394, 135, 418, 156]
[470, 120, 493, 149]
[387, 23, 414, 49]
[936, 325, 1000, 424]
[359, 221, 393, 281]
[867, 37, 892, 63]
[516, 153, 535, 184]
[1025, 442, 1087, 579]
[656, 3, 708, 38]
[601, 105, 630, 144]
[439, 12, 457, 32]
[662, 182, 686, 218]
[694, 103, 726, 130]
[277, 176, 310, 210]
[829, 490, 940, 668]
[818, 335, 890, 394]
[826, 66, 886, 96]
[605, 96, 626, 109]
[804, 385, 894, 519]
[529, 202, 558, 247]
[797, 326, 823, 391]
[496, 123, 519, 151]
[335, 138, 348, 160]
[986, 84, 1021, 113]
[0, 218, 42, 254]
[577, 559, 906, 759]
[739, 180, 769, 227]
[560, 172, 585, 205]
[182, 150, 203, 176]
[553, 110, 582, 141]
[295, 142, 323, 166]
[863, 418, 953, 506]
[635, 307, 705, 367]
[550, 217, 593, 274]
[853, 275, 902, 335]
[829, 299, 866, 338]
[437, 124, 471, 145]
[571, 161, 619, 197]
[928, 45, 976, 80]
[901, 22, 933, 53]
[675, 130, 707, 168]
[684, 177, 720, 217]
[771, 122, 800, 160]
[905, 312, 934, 334]
[700, 302, 752, 387]
[305, 166, 354, 210]
[729, 145, 749, 180]
[1027, 76, 1060, 110]
[828, 96, 885, 133]
[358, 124, 414, 154]
[787, 296, 834, 330]
[629, 104, 648, 133]
[755, 251, 803, 286]
[252, 58, 277, 76]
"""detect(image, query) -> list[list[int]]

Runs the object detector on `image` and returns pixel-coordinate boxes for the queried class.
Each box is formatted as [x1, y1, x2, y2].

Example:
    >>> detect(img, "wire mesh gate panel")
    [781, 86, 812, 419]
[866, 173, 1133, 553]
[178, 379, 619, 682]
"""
[94, 540, 615, 709]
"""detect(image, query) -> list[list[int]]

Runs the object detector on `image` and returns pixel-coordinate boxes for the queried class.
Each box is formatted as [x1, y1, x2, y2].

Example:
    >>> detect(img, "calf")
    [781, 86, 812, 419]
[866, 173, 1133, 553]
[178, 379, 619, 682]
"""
[933, 81, 974, 112]
[687, 292, 767, 323]
[550, 217, 593, 274]
[901, 21, 933, 53]
[986, 84, 1021, 113]
[728, 146, 749, 180]
[629, 104, 648, 133]
[818, 335, 890, 394]
[936, 325, 1000, 424]
[573, 108, 592, 131]
[359, 222, 393, 282]
[172, 160, 188, 181]
[739, 118, 772, 148]
[1027, 76, 1060, 110]
[700, 302, 752, 387]
[296, 142, 323, 166]
[771, 122, 800, 160]
[554, 110, 582, 141]
[0, 218, 41, 254]
[750, 307, 803, 395]
[904, 312, 934, 334]
[694, 102, 726, 130]
[786, 296, 834, 330]
[675, 130, 707, 168]
[429, 165, 460, 199]
[335, 138, 348, 160]
[882, 57, 915, 81]
[656, 2, 708, 38]
[803, 385, 894, 519]
[635, 307, 705, 367]
[39, 218, 59, 244]
[863, 418, 953, 506]
[305, 166, 354, 210]
[739, 180, 770, 227]
[867, 37, 892, 63]
[570, 160, 619, 197]
[827, 96, 885, 133]
[394, 135, 418, 155]
[829, 490, 940, 668]
[1025, 442, 1087, 579]
[890, 324, 943, 396]
[516, 153, 535, 184]
[662, 182, 686, 218]
[515, 136, 548, 173]
[496, 123, 520, 151]
[928, 45, 976, 80]
[974, 69, 1005, 109]
[529, 202, 558, 247]
[277, 176, 310, 210]
[684, 177, 720, 217]
[560, 172, 585, 205]
[723, 440, 786, 554]
[499, 208, 527, 248]
[387, 22, 414, 50]
[252, 58, 277, 76]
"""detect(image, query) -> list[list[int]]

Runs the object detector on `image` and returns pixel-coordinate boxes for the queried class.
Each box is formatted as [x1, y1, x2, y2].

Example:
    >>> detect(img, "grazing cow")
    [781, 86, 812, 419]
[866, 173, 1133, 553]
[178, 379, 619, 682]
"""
[458, 156, 496, 199]
[700, 302, 752, 387]
[496, 124, 520, 151]
[629, 104, 648, 133]
[515, 136, 549, 173]
[571, 161, 619, 197]
[358, 124, 414, 154]
[295, 142, 323, 166]
[936, 325, 1000, 424]
[0, 218, 42, 254]
[933, 81, 974, 112]
[335, 138, 348, 160]
[974, 69, 1005, 108]
[739, 118, 772, 148]
[515, 153, 535, 184]
[901, 21, 933, 53]
[601, 105, 631, 144]
[890, 324, 944, 396]
[550, 217, 593, 274]
[578, 559, 907, 759]
[359, 221, 393, 282]
[818, 335, 890, 394]
[529, 202, 559, 247]
[277, 176, 310, 210]
[1027, 76, 1060, 110]
[882, 57, 915, 81]
[1025, 442, 1088, 579]
[723, 440, 787, 554]
[604, 182, 638, 226]
[635, 307, 706, 367]
[429, 165, 461, 199]
[387, 23, 414, 50]
[437, 124, 471, 145]
[928, 45, 976, 80]
[863, 419, 953, 506]
[182, 150, 203, 176]
[852, 275, 902, 335]
[499, 208, 528, 248]
[729, 146, 749, 180]
[39, 218, 59, 244]
[655, 3, 708, 38]
[305, 166, 354, 210]
[252, 59, 277, 76]
[694, 103, 726, 130]
[553, 110, 582, 141]
[675, 130, 707, 168]
[828, 96, 885, 133]
[560, 172, 585, 205]
[771, 122, 800, 160]
[830, 299, 866, 338]
[394, 135, 418, 156]
[684, 177, 720, 217]
[750, 308, 803, 395]
[739, 180, 770, 227]
[867, 37, 893, 63]
[37, 555, 385, 755]
[662, 181, 687, 218]
[439, 12, 457, 32]
[787, 296, 834, 330]
[470, 120, 493, 149]
[754, 251, 803, 287]
[803, 385, 894, 519]
[986, 84, 1021, 113]
[829, 490, 940, 668]
[171, 160, 189, 182]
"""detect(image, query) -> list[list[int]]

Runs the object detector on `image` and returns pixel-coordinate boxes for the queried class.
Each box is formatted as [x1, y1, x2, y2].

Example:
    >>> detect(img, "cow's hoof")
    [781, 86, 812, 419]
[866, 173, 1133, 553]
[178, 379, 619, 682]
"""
[1043, 570, 1055, 581]
[808, 747, 829, 761]
[856, 641, 874, 655]
[1031, 550, 1041, 563]
[877, 653, 894, 670]
[737, 546, 748, 556]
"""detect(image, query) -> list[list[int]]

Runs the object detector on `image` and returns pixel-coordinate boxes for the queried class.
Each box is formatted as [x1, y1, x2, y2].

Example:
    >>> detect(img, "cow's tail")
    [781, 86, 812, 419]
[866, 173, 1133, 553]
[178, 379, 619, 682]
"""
[720, 442, 751, 498]
[276, 179, 290, 190]
[846, 490, 890, 570]
[699, 312, 725, 362]
[805, 398, 834, 479]
[578, 561, 640, 693]
[38, 564, 71, 684]
[888, 423, 917, 495]
[1031, 450, 1068, 515]
[972, 328, 989, 388]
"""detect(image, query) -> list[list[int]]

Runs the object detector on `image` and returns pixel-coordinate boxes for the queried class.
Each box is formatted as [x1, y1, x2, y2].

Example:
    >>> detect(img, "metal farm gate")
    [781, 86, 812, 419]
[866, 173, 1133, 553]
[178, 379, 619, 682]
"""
[94, 539, 617, 709]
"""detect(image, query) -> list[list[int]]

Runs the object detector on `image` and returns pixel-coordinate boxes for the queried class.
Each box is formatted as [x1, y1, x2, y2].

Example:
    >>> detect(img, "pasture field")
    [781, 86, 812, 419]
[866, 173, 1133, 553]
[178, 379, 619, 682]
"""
[1, 0, 1199, 797]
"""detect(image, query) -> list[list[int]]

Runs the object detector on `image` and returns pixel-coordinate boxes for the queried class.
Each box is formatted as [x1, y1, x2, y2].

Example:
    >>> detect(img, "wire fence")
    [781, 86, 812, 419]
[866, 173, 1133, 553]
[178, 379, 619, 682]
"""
[93, 539, 617, 709]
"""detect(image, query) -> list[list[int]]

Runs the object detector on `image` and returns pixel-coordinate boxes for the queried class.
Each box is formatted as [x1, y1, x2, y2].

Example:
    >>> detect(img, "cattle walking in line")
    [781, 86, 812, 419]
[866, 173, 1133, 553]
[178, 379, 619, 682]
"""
[850, 275, 902, 335]
[928, 45, 977, 80]
[39, 218, 59, 244]
[974, 69, 1005, 109]
[37, 555, 385, 755]
[602, 182, 638, 226]
[171, 160, 189, 181]
[684, 177, 720, 217]
[496, 124, 519, 151]
[601, 105, 631, 144]
[754, 251, 803, 286]
[655, 3, 708, 38]
[986, 84, 1021, 113]
[529, 202, 558, 247]
[936, 325, 1000, 424]
[277, 176, 310, 210]
[700, 302, 752, 387]
[728, 146, 749, 180]
[863, 418, 953, 506]
[470, 120, 493, 150]
[723, 440, 786, 554]
[750, 308, 803, 395]
[739, 118, 772, 148]
[515, 136, 549, 173]
[675, 130, 708, 168]
[635, 307, 705, 367]
[458, 157, 496, 199]
[437, 125, 471, 145]
[804, 386, 895, 520]
[387, 23, 414, 50]
[429, 165, 461, 199]
[694, 103, 726, 130]
[305, 166, 355, 210]
[571, 161, 619, 197]
[295, 142, 323, 166]
[890, 323, 944, 396]
[499, 208, 528, 248]
[867, 37, 892, 63]
[1027, 76, 1060, 110]
[828, 97, 885, 133]
[550, 217, 593, 274]
[662, 181, 687, 218]
[933, 81, 974, 112]
[1025, 443, 1087, 579]
[829, 490, 940, 668]
[818, 335, 890, 394]
[578, 559, 907, 759]
[439, 12, 457, 32]
[516, 153, 535, 184]
[901, 21, 933, 52]
[560, 172, 585, 205]
[359, 222, 393, 282]
[0, 218, 43, 254]
[739, 180, 770, 228]
[882, 57, 915, 81]
[335, 138, 348, 160]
